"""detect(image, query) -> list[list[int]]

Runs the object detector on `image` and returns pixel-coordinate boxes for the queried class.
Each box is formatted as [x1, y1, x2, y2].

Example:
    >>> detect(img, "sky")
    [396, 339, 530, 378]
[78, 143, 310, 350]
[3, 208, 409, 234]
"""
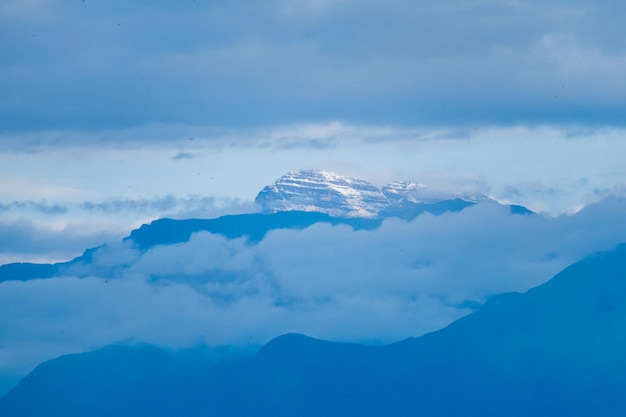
[3, 125, 626, 264]
[1, 0, 626, 395]
[1, 0, 626, 264]
[1, 0, 625, 264]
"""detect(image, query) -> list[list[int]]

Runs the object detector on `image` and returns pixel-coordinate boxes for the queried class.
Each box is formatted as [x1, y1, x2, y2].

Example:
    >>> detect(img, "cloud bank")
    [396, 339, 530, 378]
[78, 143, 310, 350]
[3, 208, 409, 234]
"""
[1, 0, 625, 131]
[0, 195, 254, 264]
[2, 196, 626, 393]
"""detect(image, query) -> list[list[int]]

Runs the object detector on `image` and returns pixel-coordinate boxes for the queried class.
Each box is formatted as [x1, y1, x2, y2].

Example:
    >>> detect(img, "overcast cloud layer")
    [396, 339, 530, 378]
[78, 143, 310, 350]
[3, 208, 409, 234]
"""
[2, 196, 626, 394]
[1, 0, 625, 132]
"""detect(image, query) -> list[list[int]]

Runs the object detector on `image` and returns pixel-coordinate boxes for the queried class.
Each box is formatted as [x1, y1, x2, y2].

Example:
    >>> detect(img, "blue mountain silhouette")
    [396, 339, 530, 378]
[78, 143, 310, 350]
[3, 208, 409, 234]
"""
[2, 243, 625, 416]
[0, 197, 528, 282]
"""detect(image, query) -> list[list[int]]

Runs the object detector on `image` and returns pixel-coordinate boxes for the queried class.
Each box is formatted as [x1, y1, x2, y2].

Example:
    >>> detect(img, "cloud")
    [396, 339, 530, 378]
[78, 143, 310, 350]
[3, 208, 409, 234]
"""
[0, 219, 120, 264]
[78, 195, 257, 226]
[0, 195, 256, 264]
[0, 200, 68, 214]
[3, 195, 626, 391]
[80, 195, 216, 215]
[1, 1, 625, 132]
[172, 152, 195, 160]
[1, 124, 625, 257]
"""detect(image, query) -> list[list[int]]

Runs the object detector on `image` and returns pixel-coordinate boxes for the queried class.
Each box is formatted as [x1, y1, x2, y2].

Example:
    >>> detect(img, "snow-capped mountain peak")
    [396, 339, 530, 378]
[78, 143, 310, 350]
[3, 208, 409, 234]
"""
[255, 170, 389, 218]
[255, 170, 489, 218]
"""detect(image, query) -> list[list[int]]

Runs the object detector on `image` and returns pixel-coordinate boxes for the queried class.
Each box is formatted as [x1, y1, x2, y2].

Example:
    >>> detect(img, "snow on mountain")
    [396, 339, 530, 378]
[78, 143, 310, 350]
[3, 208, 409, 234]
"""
[255, 170, 390, 218]
[381, 180, 430, 204]
[255, 170, 482, 218]
[382, 180, 489, 204]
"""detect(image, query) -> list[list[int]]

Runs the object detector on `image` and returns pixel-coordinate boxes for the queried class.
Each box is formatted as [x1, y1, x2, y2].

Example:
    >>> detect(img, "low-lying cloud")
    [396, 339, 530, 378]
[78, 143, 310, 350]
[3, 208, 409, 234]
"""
[2, 196, 626, 392]
[0, 219, 119, 265]
[0, 195, 255, 263]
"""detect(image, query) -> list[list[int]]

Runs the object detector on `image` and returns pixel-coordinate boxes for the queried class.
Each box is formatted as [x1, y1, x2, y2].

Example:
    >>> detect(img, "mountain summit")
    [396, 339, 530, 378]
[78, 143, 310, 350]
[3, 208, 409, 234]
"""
[255, 170, 483, 218]
[255, 170, 389, 218]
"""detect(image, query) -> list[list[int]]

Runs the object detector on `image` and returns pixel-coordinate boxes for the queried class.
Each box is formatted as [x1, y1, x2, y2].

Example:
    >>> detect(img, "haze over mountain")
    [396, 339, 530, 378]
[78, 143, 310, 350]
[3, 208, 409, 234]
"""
[3, 243, 626, 416]
[1, 171, 626, 399]
[0, 170, 523, 283]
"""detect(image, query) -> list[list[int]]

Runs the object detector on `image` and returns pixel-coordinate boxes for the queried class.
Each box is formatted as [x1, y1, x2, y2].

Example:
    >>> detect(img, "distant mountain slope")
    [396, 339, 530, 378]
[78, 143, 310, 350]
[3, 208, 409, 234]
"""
[0, 170, 531, 283]
[1, 200, 527, 283]
[125, 210, 379, 250]
[0, 211, 378, 282]
[3, 244, 625, 416]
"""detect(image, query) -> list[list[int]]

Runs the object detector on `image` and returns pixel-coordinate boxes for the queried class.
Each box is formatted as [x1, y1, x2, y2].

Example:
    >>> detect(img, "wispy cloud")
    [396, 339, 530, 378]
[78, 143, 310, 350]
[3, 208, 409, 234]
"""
[0, 219, 119, 264]
[0, 195, 253, 263]
[82, 196, 180, 214]
[172, 152, 195, 161]
[0, 200, 68, 214]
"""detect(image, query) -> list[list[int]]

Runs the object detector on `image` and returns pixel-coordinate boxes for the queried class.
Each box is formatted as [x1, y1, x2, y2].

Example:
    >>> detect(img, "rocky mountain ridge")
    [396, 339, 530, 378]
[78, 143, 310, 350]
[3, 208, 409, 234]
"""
[255, 170, 486, 218]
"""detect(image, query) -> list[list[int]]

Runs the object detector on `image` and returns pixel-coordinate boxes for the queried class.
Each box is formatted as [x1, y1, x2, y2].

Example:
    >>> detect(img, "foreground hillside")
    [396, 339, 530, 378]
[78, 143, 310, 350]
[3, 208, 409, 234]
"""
[2, 243, 626, 416]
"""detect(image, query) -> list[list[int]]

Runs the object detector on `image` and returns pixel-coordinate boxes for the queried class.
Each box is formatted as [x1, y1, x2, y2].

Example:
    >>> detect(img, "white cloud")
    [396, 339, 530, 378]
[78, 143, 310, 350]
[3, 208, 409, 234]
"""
[0, 218, 121, 264]
[3, 196, 626, 394]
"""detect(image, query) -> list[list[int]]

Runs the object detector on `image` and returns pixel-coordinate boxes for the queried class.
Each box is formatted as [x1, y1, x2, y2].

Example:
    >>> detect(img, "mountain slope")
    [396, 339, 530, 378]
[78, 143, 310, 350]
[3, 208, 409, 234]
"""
[0, 170, 530, 283]
[124, 210, 379, 250]
[0, 211, 379, 282]
[2, 244, 626, 416]
[0, 203, 527, 282]
[251, 245, 626, 416]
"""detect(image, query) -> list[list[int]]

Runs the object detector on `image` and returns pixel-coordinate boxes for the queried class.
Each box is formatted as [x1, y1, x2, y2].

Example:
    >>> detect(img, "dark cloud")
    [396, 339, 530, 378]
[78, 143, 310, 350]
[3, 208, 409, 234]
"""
[0, 195, 225, 218]
[0, 196, 221, 218]
[1, 0, 625, 135]
[82, 196, 179, 213]
[499, 182, 561, 200]
[172, 152, 195, 160]
[0, 200, 68, 214]
[79, 195, 242, 219]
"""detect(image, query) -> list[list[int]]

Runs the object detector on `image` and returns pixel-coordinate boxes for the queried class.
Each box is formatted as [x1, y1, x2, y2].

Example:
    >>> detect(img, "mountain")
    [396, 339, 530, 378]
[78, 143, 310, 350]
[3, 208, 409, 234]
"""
[3, 243, 626, 416]
[255, 170, 390, 218]
[0, 171, 530, 283]
[256, 170, 530, 219]
[0, 211, 380, 282]
[0, 169, 531, 284]
[0, 200, 527, 283]
[124, 210, 378, 250]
